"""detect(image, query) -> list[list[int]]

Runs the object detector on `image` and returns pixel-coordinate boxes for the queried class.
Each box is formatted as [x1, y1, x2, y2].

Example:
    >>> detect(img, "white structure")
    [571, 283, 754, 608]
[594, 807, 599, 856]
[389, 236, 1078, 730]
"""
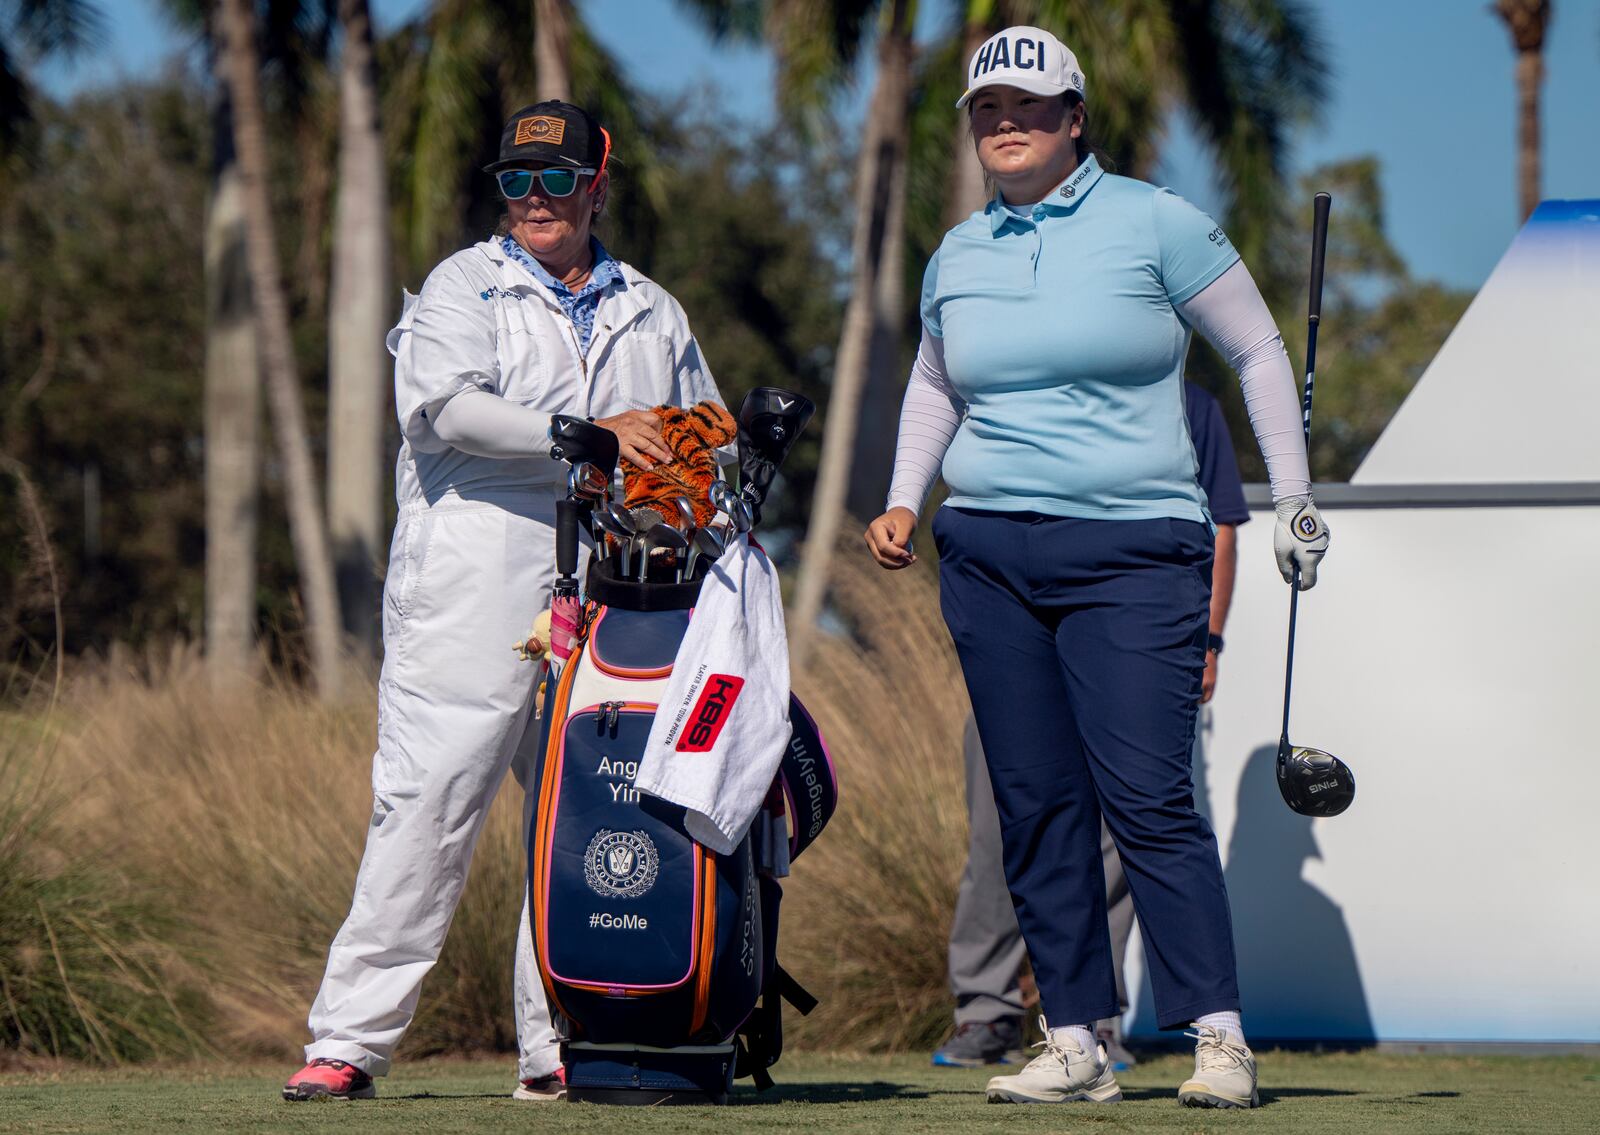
[1125, 200, 1600, 1044]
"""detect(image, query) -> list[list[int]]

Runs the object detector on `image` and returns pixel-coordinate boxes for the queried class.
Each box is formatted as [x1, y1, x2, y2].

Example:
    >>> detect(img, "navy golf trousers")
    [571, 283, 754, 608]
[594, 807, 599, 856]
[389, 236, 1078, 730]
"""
[933, 507, 1240, 1030]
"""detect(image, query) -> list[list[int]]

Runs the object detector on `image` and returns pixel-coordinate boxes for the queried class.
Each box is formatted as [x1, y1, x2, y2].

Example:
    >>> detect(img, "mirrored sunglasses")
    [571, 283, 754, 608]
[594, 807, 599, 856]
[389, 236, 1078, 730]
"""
[496, 167, 597, 200]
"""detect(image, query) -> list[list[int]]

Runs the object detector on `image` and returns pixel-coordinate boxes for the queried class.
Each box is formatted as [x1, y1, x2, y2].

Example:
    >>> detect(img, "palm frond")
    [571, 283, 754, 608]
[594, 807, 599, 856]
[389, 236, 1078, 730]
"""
[10, 0, 107, 58]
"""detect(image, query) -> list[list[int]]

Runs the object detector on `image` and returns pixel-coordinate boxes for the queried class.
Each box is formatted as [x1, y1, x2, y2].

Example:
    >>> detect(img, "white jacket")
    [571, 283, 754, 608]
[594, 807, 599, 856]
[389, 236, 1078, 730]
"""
[387, 237, 723, 507]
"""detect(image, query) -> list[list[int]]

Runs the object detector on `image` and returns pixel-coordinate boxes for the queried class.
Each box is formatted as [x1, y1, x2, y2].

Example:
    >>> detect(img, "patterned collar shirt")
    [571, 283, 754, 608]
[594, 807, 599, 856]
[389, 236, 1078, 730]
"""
[499, 234, 624, 354]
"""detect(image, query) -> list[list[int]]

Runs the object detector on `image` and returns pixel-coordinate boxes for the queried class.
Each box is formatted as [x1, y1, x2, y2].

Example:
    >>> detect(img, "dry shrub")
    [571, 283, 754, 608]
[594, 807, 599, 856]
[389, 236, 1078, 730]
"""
[18, 542, 975, 1061]
[0, 728, 209, 1063]
[48, 642, 529, 1060]
[783, 545, 970, 1052]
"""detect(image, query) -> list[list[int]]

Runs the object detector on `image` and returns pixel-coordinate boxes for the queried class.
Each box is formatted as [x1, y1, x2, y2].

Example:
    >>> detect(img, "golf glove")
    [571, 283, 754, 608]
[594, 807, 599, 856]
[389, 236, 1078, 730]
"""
[1274, 496, 1330, 590]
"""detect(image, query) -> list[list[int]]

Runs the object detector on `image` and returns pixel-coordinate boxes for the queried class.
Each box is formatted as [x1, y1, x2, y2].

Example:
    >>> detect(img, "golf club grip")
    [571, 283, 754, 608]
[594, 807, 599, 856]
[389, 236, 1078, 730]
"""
[1308, 192, 1332, 323]
[555, 499, 579, 579]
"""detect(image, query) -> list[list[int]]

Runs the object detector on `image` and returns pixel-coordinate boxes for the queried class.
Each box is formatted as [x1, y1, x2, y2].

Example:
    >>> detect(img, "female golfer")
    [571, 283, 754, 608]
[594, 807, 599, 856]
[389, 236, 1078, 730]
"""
[865, 27, 1329, 1108]
[283, 100, 725, 1103]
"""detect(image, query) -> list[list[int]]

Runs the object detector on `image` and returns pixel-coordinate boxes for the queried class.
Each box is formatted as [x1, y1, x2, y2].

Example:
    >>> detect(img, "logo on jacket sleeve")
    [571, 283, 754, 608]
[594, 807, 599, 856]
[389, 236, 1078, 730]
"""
[675, 674, 746, 753]
[584, 830, 659, 899]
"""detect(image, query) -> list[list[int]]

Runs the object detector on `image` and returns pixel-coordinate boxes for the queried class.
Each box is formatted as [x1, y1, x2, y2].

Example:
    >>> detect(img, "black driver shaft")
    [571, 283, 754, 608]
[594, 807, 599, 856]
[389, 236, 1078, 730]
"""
[1280, 192, 1332, 750]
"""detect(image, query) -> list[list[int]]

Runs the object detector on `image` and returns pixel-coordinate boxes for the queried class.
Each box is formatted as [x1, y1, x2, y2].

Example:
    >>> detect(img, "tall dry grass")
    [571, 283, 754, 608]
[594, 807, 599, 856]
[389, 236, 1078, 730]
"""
[43, 643, 527, 1060]
[784, 547, 970, 1051]
[1, 725, 210, 1063]
[9, 544, 973, 1060]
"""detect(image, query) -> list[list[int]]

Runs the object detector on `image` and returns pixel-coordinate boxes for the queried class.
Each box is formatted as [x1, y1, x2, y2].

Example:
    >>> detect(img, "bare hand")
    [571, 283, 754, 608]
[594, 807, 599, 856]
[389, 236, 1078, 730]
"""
[864, 507, 918, 569]
[1201, 649, 1218, 704]
[594, 410, 675, 470]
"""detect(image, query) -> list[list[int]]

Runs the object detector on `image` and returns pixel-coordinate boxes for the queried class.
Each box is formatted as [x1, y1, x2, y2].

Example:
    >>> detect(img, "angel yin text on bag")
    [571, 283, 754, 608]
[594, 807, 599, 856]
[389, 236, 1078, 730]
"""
[597, 755, 642, 804]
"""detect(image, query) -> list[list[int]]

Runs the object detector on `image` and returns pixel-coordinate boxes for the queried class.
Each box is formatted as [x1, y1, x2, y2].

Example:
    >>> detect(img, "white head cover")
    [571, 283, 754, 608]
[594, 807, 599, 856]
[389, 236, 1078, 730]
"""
[956, 25, 1085, 109]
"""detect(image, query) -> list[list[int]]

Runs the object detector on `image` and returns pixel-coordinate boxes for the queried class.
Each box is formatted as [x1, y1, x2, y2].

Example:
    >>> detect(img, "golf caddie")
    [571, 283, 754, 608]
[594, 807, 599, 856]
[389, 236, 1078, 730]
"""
[283, 99, 725, 1103]
[865, 27, 1330, 1108]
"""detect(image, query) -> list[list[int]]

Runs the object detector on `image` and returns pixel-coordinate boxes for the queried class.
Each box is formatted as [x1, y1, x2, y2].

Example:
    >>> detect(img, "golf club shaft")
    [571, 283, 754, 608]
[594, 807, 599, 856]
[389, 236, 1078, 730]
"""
[1281, 192, 1332, 744]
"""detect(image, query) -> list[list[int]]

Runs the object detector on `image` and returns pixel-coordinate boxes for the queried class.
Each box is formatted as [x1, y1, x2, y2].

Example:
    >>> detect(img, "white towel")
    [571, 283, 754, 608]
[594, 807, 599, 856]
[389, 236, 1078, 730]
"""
[637, 534, 791, 855]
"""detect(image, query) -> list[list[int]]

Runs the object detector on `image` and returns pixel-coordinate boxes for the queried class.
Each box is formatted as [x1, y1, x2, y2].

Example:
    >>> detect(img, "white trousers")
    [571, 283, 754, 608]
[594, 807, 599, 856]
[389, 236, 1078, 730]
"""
[307, 493, 573, 1078]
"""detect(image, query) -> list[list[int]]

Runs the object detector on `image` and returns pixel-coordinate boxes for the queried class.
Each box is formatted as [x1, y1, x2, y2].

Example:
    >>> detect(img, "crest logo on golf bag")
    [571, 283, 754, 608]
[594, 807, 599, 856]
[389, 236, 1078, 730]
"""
[584, 829, 660, 899]
[676, 674, 746, 753]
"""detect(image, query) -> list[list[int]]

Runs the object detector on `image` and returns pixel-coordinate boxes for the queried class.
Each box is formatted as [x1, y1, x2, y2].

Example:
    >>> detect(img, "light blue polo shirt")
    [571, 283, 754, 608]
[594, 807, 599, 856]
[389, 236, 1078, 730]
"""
[921, 154, 1239, 523]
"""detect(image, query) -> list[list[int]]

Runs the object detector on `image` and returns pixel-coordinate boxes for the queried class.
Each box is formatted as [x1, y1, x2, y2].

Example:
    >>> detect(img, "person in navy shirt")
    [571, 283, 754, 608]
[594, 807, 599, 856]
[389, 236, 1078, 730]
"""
[932, 382, 1250, 1075]
[864, 26, 1330, 1108]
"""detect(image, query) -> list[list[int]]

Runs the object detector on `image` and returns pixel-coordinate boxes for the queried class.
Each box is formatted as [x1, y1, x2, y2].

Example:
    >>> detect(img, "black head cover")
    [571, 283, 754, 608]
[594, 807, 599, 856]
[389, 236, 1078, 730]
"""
[736, 388, 815, 521]
[548, 414, 619, 478]
[1276, 740, 1355, 817]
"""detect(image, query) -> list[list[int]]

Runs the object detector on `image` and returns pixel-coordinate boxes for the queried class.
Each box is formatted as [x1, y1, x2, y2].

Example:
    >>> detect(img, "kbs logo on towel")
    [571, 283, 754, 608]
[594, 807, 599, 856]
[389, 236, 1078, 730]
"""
[675, 674, 745, 753]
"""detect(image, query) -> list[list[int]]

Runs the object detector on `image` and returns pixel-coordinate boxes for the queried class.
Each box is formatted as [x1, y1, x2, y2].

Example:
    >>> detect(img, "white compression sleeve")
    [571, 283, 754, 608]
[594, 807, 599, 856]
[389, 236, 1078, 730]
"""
[1177, 261, 1311, 500]
[885, 328, 965, 516]
[428, 388, 555, 460]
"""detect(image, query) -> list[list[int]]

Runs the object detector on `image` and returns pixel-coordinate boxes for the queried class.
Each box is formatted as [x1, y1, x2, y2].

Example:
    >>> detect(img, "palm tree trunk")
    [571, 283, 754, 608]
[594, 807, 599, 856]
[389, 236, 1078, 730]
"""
[844, 18, 913, 527]
[1512, 47, 1542, 223]
[219, 0, 344, 700]
[1494, 0, 1549, 224]
[943, 18, 991, 231]
[203, 59, 261, 686]
[534, 0, 572, 102]
[328, 0, 389, 659]
[790, 0, 914, 660]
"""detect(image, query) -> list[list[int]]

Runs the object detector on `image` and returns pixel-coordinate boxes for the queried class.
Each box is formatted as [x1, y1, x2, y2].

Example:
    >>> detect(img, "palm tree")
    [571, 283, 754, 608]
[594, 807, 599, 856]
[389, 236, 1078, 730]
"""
[218, 0, 344, 699]
[1494, 0, 1550, 223]
[327, 0, 389, 658]
[679, 0, 912, 656]
[392, 0, 664, 277]
[534, 0, 571, 101]
[203, 22, 263, 685]
[0, 0, 104, 149]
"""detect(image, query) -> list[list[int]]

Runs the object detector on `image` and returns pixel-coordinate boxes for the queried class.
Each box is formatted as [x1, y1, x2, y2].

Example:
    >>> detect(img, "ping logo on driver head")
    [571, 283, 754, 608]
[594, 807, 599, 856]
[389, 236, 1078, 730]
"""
[676, 674, 745, 753]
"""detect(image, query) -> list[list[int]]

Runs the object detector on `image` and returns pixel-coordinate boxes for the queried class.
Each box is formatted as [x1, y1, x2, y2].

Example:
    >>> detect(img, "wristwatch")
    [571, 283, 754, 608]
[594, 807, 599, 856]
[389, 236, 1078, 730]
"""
[1207, 633, 1225, 655]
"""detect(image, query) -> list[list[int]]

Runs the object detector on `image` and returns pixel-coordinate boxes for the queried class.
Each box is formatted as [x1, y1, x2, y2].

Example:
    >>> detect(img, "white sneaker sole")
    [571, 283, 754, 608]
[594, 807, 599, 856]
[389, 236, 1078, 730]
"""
[1178, 1081, 1259, 1109]
[986, 1081, 1123, 1104]
[512, 1084, 567, 1101]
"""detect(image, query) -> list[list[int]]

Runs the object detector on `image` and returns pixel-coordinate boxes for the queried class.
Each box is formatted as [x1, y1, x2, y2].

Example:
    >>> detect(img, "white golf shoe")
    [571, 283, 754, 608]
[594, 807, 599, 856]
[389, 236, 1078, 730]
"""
[985, 1020, 1122, 1104]
[1178, 1026, 1259, 1108]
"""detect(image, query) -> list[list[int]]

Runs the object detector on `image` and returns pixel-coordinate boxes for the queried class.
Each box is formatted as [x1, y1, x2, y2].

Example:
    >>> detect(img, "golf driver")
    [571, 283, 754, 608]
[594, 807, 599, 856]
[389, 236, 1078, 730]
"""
[735, 388, 816, 524]
[548, 414, 619, 478]
[1276, 192, 1356, 819]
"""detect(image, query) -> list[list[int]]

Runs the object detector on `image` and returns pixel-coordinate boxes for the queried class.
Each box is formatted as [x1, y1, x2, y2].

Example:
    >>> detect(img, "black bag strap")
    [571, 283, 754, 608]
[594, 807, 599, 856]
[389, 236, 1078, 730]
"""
[777, 695, 838, 860]
[773, 965, 817, 1015]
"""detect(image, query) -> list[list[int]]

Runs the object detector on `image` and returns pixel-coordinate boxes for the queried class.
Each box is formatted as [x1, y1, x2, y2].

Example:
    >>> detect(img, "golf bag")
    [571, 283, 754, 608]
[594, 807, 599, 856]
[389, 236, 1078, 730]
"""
[528, 553, 837, 1104]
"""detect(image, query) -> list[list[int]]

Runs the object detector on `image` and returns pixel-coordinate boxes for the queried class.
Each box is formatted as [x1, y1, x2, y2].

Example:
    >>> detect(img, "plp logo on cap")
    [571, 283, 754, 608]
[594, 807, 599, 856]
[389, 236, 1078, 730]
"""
[956, 26, 1085, 109]
[484, 100, 610, 173]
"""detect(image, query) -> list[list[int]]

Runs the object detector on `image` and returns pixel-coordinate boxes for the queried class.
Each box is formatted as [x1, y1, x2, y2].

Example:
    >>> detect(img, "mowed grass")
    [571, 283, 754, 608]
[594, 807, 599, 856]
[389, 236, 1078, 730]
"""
[2, 1050, 1597, 1135]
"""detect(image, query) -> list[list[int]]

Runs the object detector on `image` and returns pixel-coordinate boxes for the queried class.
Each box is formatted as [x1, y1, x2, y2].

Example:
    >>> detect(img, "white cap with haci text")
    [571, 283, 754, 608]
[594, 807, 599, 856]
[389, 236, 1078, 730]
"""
[956, 26, 1085, 109]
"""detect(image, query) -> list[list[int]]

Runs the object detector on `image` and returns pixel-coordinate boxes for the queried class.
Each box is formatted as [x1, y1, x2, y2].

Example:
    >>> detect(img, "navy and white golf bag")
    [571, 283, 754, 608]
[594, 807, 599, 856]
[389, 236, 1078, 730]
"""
[529, 388, 832, 1104]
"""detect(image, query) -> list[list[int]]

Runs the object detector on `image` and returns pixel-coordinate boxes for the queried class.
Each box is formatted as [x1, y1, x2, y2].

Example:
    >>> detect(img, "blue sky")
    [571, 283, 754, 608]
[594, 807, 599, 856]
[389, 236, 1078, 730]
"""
[32, 0, 1600, 292]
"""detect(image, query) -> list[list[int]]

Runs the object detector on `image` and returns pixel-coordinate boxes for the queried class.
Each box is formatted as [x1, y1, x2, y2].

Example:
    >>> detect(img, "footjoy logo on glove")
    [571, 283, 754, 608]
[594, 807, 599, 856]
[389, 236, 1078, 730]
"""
[676, 674, 745, 752]
[1297, 513, 1322, 539]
